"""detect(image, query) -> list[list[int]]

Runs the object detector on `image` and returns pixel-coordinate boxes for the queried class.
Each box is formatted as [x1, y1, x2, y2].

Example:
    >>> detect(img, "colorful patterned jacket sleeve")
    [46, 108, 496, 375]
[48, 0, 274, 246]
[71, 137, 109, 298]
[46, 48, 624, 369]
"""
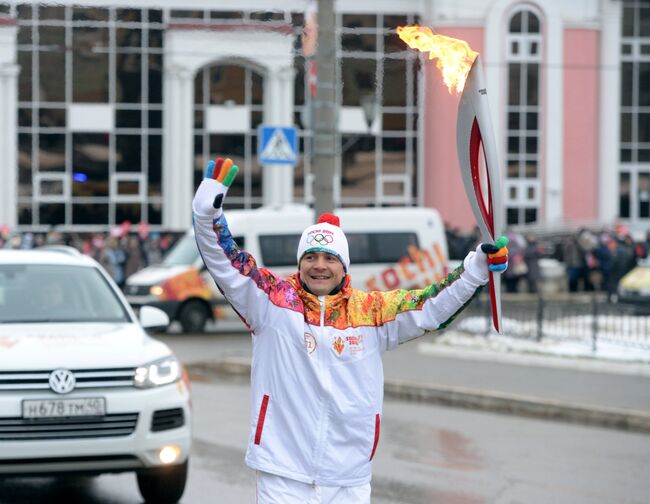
[193, 213, 291, 332]
[355, 246, 489, 350]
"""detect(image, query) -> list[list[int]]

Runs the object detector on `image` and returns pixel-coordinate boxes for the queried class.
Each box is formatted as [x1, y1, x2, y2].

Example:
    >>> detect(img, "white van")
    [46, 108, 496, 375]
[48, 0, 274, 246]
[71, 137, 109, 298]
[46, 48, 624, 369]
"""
[125, 205, 449, 332]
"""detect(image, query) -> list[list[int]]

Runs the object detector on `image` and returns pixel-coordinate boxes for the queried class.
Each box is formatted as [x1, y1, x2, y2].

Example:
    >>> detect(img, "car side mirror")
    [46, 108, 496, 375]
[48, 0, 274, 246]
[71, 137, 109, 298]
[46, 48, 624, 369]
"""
[139, 305, 170, 333]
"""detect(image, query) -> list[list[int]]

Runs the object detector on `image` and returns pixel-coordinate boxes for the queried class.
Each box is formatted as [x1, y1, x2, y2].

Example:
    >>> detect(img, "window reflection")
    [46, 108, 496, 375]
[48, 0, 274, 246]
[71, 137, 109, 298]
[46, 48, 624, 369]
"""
[382, 113, 406, 130]
[39, 108, 66, 128]
[639, 113, 650, 142]
[116, 203, 141, 224]
[147, 135, 162, 197]
[116, 109, 141, 128]
[342, 33, 376, 52]
[508, 63, 520, 105]
[38, 25, 65, 49]
[639, 62, 650, 106]
[18, 133, 32, 197]
[38, 134, 65, 171]
[639, 173, 650, 218]
[148, 55, 163, 103]
[341, 58, 376, 107]
[527, 63, 539, 105]
[73, 27, 109, 102]
[72, 133, 109, 197]
[39, 203, 65, 226]
[17, 50, 31, 101]
[116, 52, 142, 103]
[383, 59, 407, 107]
[18, 204, 32, 225]
[619, 172, 631, 218]
[148, 203, 162, 225]
[116, 28, 142, 48]
[39, 51, 65, 102]
[342, 14, 376, 29]
[209, 65, 246, 105]
[116, 135, 141, 172]
[72, 7, 109, 22]
[341, 135, 375, 200]
[73, 204, 108, 224]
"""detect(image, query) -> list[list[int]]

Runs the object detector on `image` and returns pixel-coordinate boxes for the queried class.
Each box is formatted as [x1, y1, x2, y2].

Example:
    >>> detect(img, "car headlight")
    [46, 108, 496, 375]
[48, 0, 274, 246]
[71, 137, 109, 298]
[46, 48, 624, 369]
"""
[638, 287, 650, 296]
[135, 356, 181, 388]
[150, 285, 164, 297]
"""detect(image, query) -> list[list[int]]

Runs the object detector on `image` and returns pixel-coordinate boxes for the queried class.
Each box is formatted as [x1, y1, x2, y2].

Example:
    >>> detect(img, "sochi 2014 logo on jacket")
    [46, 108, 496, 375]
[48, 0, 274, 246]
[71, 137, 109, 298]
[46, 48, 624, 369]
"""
[331, 334, 364, 356]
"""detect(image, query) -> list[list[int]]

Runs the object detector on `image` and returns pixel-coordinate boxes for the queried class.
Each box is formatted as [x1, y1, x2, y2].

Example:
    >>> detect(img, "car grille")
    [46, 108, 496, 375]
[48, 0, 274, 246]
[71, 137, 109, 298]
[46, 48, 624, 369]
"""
[151, 408, 185, 432]
[0, 368, 136, 391]
[125, 285, 150, 296]
[0, 413, 139, 440]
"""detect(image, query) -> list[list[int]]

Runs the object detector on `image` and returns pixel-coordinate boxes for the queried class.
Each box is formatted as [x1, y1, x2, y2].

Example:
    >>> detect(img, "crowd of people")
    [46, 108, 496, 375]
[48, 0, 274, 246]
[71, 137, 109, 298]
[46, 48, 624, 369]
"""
[446, 224, 650, 299]
[2, 222, 650, 298]
[0, 225, 182, 289]
[560, 227, 650, 300]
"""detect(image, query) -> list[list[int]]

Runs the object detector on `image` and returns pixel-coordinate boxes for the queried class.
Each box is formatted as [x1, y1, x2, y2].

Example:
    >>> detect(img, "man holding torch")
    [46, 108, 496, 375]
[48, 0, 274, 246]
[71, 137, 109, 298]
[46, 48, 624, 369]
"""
[192, 155, 508, 502]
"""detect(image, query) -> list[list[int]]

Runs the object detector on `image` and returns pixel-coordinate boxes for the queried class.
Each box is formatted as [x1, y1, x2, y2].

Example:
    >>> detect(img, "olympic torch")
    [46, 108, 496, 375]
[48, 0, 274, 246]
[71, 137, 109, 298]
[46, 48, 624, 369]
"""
[397, 26, 504, 333]
[456, 55, 504, 333]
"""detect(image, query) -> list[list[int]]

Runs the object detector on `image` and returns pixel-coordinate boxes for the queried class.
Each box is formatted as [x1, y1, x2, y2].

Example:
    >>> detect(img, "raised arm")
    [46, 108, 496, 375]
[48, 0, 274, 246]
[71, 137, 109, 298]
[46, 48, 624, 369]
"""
[372, 238, 509, 350]
[192, 158, 278, 331]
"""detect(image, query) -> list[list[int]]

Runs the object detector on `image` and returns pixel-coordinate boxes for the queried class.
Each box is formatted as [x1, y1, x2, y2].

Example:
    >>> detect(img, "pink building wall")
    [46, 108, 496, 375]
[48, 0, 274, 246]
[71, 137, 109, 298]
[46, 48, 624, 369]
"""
[562, 29, 599, 223]
[424, 28, 484, 232]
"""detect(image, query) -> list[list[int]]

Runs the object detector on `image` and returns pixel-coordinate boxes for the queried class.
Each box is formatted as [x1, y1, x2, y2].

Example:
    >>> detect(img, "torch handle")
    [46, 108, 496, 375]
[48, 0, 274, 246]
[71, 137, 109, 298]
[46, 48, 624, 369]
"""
[488, 271, 502, 333]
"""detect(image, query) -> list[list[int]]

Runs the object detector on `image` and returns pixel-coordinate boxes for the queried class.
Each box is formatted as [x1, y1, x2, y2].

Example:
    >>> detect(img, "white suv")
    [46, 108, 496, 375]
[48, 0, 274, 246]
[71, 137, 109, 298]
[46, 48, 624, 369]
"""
[0, 247, 192, 503]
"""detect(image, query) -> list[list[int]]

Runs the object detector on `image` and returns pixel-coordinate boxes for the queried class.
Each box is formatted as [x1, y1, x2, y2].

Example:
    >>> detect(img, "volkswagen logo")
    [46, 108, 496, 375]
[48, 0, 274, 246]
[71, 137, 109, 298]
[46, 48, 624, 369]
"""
[49, 369, 76, 394]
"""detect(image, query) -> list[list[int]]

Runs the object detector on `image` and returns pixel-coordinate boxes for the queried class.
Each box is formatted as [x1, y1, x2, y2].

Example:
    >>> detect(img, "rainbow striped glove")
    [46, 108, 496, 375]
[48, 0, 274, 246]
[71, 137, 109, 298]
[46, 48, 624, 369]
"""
[480, 235, 509, 273]
[192, 157, 239, 218]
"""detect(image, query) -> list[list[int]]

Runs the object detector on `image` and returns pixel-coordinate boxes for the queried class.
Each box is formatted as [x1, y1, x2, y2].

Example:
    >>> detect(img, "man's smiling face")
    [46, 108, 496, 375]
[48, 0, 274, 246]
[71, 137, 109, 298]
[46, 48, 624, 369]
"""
[299, 251, 345, 296]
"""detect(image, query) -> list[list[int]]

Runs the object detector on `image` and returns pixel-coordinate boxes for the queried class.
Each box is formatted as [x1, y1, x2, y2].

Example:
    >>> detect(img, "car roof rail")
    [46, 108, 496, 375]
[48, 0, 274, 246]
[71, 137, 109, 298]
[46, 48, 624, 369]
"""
[36, 245, 83, 257]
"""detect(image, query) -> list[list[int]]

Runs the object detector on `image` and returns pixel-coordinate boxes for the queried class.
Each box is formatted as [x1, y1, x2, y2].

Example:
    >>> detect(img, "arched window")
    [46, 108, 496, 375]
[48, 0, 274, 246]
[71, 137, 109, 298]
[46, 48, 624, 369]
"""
[505, 8, 542, 225]
[193, 63, 265, 210]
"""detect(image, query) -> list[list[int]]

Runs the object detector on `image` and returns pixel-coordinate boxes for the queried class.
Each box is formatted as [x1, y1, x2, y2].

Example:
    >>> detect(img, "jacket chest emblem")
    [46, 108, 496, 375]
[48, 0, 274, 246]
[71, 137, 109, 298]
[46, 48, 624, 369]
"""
[304, 332, 317, 354]
[331, 334, 364, 356]
[332, 336, 345, 355]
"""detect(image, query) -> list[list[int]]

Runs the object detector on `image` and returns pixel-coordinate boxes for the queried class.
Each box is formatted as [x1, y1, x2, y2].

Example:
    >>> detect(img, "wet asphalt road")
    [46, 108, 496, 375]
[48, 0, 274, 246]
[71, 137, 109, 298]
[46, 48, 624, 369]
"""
[2, 376, 649, 503]
[2, 329, 650, 503]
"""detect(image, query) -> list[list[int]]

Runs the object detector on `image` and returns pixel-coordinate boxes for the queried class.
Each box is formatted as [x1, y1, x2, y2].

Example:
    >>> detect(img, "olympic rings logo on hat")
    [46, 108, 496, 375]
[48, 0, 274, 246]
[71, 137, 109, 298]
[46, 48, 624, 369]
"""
[307, 233, 334, 246]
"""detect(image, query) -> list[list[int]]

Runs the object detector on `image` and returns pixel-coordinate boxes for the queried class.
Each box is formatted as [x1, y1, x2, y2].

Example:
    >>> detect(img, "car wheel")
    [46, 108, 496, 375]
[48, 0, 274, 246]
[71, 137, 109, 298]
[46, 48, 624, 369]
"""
[137, 460, 188, 504]
[178, 300, 209, 333]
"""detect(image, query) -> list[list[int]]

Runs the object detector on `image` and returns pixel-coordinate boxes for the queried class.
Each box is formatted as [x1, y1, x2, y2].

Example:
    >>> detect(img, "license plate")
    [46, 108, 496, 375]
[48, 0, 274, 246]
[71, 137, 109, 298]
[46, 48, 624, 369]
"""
[22, 398, 106, 419]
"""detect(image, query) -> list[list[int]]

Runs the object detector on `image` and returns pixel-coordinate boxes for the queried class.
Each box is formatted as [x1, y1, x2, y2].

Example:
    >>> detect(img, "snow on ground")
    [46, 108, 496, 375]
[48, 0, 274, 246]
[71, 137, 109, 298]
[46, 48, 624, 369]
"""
[433, 315, 650, 364]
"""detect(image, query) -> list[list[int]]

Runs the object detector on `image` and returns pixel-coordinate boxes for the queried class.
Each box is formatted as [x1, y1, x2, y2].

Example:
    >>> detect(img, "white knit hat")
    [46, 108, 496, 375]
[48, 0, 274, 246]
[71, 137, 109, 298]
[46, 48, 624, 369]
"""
[297, 213, 350, 271]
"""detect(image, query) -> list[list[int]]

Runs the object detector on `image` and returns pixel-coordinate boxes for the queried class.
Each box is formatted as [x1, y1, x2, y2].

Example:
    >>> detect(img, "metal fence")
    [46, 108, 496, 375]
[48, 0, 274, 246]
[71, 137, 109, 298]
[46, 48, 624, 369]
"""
[452, 293, 650, 351]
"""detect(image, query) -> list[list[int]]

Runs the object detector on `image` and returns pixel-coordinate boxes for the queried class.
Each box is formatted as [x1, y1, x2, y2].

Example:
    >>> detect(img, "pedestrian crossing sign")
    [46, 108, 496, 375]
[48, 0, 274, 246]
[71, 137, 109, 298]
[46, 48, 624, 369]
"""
[258, 125, 298, 166]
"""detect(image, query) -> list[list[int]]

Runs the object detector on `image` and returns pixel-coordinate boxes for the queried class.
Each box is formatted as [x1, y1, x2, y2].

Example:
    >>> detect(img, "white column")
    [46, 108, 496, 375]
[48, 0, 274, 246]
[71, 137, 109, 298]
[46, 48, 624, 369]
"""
[0, 63, 19, 228]
[599, 0, 622, 224]
[262, 65, 295, 208]
[162, 64, 194, 230]
[545, 16, 564, 225]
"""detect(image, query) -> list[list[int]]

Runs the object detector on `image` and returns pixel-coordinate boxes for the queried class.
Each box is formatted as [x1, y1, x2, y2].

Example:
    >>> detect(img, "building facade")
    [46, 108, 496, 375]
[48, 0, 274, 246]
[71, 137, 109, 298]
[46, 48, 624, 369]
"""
[0, 0, 647, 235]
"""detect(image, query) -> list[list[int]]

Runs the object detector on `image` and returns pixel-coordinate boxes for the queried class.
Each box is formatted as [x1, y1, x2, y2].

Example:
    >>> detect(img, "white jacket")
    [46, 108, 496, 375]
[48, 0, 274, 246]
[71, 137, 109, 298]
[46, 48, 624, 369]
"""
[193, 213, 489, 486]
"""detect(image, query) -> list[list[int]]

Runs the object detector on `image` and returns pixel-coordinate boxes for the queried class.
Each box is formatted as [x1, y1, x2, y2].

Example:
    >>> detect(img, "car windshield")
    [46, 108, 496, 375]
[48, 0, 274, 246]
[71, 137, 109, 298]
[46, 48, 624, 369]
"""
[0, 264, 130, 324]
[163, 234, 200, 266]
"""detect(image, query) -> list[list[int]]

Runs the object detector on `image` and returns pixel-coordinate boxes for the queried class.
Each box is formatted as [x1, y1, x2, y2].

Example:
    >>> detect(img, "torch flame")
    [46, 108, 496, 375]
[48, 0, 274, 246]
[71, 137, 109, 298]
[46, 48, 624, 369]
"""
[396, 25, 478, 94]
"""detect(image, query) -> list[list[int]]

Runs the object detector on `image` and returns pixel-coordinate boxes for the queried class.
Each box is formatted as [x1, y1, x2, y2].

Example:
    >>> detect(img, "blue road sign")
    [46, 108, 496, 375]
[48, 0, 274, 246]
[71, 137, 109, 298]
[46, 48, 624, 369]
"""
[258, 125, 298, 165]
